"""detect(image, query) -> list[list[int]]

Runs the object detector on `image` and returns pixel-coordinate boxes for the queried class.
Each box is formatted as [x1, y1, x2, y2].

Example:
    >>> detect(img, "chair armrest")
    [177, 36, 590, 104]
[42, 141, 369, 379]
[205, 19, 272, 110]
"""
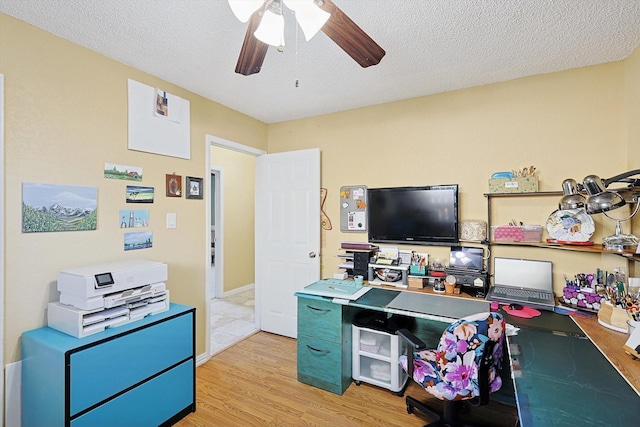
[397, 329, 427, 350]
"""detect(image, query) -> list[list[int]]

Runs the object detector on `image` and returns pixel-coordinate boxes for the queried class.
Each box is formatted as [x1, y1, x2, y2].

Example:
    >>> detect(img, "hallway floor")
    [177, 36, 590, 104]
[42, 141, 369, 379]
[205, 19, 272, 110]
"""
[210, 287, 257, 355]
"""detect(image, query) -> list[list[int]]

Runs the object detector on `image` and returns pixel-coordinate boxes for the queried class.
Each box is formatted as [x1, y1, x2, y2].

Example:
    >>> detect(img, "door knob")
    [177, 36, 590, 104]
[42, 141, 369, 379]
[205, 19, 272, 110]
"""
[308, 252, 317, 258]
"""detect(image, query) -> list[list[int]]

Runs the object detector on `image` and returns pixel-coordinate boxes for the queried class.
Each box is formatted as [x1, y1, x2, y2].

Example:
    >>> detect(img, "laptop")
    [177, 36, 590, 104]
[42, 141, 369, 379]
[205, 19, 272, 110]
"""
[487, 257, 556, 311]
[448, 246, 485, 272]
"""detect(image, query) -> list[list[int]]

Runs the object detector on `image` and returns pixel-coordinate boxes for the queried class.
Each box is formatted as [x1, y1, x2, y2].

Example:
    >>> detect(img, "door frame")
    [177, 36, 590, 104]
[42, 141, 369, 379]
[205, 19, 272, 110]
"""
[205, 135, 265, 357]
[210, 166, 223, 299]
[0, 74, 5, 426]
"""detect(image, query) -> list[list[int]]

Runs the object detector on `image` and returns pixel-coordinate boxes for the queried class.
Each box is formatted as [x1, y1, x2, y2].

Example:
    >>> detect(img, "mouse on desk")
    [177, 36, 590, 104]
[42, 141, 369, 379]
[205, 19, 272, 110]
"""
[508, 303, 523, 311]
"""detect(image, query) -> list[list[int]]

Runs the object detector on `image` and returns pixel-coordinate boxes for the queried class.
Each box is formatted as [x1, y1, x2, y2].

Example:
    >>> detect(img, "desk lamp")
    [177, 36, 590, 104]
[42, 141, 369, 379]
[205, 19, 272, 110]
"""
[560, 170, 640, 251]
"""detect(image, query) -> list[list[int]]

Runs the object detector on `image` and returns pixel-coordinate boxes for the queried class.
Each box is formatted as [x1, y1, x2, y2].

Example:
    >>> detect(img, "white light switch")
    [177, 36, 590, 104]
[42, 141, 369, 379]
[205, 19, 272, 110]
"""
[166, 213, 177, 229]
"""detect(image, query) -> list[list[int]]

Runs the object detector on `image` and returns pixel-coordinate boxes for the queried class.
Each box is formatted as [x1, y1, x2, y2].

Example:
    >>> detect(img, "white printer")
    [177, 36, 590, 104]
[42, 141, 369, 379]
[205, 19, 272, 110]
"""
[48, 259, 170, 338]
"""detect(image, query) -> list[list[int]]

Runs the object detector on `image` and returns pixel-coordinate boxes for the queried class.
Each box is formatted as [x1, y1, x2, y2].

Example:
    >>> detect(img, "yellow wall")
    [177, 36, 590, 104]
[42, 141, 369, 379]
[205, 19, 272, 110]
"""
[268, 63, 632, 293]
[2, 11, 639, 365]
[0, 14, 267, 362]
[210, 146, 256, 292]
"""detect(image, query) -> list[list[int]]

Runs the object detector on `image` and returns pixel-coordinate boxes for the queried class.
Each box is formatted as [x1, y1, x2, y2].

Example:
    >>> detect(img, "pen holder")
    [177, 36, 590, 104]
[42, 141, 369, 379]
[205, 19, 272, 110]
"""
[597, 302, 629, 333]
[561, 286, 606, 311]
[409, 265, 426, 276]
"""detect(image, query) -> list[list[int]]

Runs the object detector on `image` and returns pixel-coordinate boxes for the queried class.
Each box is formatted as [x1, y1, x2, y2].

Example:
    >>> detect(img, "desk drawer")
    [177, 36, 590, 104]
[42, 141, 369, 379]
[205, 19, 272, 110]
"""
[71, 359, 194, 427]
[298, 298, 342, 342]
[70, 312, 193, 415]
[297, 334, 343, 384]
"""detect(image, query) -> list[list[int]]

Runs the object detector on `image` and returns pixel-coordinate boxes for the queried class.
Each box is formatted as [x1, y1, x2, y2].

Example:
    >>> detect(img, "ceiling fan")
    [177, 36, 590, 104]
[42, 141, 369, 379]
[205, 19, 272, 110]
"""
[228, 0, 386, 76]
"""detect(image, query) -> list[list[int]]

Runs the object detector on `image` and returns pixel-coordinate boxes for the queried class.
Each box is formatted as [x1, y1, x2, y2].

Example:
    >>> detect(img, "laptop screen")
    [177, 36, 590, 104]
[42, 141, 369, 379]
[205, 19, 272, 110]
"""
[493, 257, 553, 291]
[449, 246, 484, 271]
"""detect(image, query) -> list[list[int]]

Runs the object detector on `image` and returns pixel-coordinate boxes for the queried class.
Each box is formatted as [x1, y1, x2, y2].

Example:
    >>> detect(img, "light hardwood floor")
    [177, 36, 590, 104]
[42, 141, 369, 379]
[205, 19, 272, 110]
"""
[175, 332, 519, 427]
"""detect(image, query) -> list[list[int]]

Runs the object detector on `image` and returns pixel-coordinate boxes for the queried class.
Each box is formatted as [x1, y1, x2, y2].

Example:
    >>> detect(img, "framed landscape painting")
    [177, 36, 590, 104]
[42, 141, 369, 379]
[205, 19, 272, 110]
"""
[22, 182, 97, 233]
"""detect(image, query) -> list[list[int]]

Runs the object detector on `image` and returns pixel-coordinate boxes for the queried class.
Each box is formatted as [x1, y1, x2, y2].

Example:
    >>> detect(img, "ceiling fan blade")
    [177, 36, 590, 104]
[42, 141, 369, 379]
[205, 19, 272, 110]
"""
[319, 0, 385, 68]
[235, 10, 269, 76]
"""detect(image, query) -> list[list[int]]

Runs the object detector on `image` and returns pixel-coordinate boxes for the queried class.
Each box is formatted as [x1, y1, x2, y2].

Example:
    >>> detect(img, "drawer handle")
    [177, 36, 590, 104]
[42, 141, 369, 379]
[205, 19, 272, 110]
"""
[306, 305, 331, 313]
[306, 344, 331, 354]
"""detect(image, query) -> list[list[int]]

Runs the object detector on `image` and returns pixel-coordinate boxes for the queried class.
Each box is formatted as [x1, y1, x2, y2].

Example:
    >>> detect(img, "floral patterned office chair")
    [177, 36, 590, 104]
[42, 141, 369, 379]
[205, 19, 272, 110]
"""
[398, 312, 506, 427]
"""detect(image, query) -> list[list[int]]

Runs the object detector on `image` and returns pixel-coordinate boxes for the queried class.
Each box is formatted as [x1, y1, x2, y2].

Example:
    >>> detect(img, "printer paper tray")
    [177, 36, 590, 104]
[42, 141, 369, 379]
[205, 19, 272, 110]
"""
[103, 282, 166, 308]
[48, 291, 170, 338]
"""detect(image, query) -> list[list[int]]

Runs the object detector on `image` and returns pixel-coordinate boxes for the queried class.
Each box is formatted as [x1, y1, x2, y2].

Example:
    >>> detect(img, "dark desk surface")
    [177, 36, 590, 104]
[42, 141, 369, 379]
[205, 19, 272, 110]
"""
[504, 309, 639, 427]
[298, 286, 639, 425]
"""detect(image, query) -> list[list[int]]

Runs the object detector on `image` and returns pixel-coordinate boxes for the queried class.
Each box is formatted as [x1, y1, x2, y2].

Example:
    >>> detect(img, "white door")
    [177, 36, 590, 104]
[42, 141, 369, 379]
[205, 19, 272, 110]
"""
[256, 148, 320, 338]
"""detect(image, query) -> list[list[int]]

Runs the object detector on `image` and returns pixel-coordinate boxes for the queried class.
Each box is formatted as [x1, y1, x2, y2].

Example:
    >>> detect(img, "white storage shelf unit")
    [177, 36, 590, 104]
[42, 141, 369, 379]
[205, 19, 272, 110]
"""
[352, 325, 407, 394]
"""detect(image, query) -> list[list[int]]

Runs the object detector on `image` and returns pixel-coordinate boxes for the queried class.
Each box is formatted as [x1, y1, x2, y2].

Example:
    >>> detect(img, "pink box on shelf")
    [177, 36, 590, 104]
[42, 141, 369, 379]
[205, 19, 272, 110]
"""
[491, 225, 542, 242]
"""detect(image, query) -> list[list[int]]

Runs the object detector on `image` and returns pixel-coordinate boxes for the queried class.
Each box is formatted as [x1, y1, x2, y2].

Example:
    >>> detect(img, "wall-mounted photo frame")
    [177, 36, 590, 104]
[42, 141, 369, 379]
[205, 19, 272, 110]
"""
[186, 176, 203, 199]
[126, 185, 154, 203]
[166, 173, 182, 197]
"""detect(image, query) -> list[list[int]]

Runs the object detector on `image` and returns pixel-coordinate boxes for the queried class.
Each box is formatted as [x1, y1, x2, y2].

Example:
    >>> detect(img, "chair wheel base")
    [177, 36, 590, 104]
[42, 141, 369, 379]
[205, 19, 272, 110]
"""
[405, 395, 485, 427]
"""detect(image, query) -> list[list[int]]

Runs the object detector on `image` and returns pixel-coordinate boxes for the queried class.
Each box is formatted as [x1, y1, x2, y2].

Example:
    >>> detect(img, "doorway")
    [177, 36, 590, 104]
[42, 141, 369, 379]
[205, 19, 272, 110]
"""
[205, 135, 265, 357]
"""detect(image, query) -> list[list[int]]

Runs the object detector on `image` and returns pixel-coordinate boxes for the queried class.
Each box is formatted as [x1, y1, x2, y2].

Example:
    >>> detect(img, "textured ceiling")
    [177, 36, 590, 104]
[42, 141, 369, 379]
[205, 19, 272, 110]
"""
[2, 0, 640, 123]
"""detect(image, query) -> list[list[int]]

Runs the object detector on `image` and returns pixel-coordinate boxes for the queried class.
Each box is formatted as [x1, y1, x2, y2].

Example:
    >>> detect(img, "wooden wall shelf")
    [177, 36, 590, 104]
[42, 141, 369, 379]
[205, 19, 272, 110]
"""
[484, 191, 639, 263]
[486, 241, 640, 262]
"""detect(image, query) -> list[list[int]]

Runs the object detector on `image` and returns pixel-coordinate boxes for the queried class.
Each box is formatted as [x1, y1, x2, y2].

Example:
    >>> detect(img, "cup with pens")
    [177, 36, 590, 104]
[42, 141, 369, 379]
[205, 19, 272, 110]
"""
[409, 252, 427, 276]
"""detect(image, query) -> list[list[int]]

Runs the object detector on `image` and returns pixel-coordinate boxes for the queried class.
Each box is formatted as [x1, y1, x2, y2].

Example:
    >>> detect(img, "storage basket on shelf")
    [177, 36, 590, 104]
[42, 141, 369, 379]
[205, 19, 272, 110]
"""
[491, 225, 542, 242]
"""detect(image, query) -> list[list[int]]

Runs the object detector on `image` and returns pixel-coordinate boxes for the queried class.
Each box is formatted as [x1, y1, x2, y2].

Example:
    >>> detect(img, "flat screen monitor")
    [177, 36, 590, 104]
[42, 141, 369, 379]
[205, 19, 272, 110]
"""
[367, 185, 459, 245]
[449, 246, 484, 271]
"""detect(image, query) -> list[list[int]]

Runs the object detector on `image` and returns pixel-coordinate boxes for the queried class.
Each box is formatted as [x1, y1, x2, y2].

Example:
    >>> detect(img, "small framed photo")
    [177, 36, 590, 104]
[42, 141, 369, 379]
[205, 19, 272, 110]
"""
[186, 176, 204, 199]
[166, 173, 182, 197]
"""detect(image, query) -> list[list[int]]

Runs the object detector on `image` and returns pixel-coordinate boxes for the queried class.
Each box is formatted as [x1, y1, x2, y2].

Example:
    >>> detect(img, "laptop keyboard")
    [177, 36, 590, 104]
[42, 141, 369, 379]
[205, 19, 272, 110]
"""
[493, 287, 552, 301]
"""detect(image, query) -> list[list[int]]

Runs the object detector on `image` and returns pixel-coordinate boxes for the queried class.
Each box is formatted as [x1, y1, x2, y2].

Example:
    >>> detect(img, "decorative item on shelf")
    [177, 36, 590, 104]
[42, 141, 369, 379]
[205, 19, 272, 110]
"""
[460, 220, 487, 242]
[558, 169, 640, 252]
[429, 257, 445, 271]
[546, 208, 595, 244]
[488, 166, 538, 193]
[491, 225, 542, 242]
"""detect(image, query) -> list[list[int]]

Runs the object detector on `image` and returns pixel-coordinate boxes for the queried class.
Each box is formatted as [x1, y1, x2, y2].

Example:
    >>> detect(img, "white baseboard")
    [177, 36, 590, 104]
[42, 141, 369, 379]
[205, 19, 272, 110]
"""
[221, 283, 254, 298]
[5, 361, 21, 427]
[196, 352, 210, 366]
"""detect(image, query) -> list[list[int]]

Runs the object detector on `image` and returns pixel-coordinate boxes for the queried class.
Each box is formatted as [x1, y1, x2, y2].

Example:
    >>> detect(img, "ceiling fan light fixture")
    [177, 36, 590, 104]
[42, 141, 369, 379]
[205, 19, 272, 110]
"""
[288, 1, 330, 41]
[254, 7, 285, 49]
[228, 0, 265, 23]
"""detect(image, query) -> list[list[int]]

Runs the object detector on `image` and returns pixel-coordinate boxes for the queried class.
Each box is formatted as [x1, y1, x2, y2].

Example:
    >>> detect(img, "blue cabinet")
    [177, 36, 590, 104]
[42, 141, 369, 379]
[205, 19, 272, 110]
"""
[297, 296, 352, 394]
[22, 303, 195, 427]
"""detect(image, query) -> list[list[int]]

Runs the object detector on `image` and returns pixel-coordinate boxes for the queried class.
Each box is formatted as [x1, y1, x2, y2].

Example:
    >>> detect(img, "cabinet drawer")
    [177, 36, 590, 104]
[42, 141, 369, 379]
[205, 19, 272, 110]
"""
[298, 298, 342, 342]
[71, 359, 194, 427]
[297, 334, 343, 384]
[70, 312, 193, 415]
